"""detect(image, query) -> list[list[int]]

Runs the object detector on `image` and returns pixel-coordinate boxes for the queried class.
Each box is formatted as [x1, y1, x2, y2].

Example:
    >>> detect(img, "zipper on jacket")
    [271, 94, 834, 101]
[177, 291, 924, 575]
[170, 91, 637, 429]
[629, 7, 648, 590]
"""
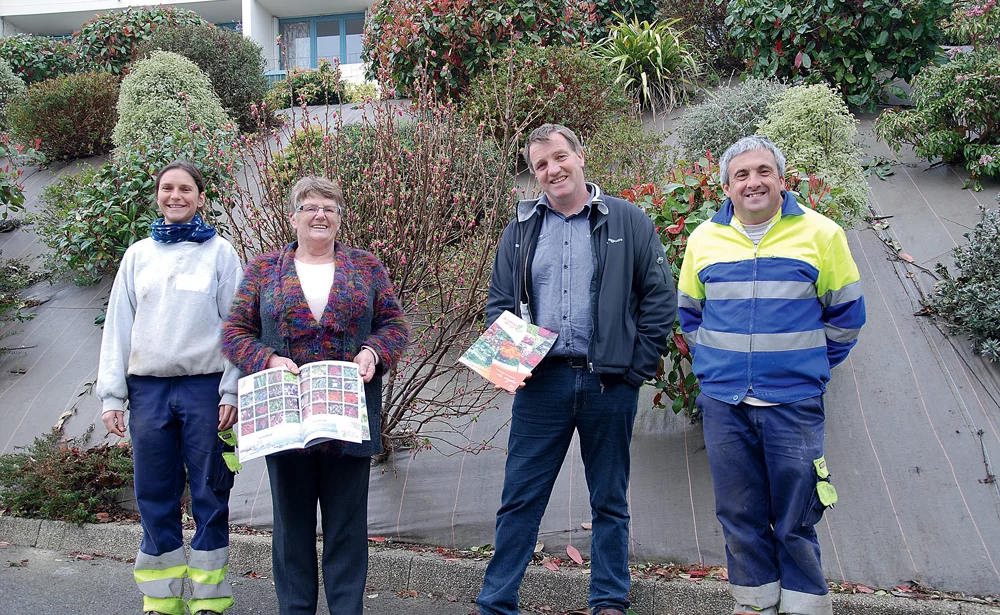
[519, 219, 532, 323]
[587, 212, 608, 374]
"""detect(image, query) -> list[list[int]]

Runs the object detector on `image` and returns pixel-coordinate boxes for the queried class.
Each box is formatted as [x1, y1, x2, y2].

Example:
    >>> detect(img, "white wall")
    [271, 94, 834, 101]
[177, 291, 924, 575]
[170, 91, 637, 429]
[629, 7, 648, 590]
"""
[242, 0, 277, 70]
[0, 17, 25, 36]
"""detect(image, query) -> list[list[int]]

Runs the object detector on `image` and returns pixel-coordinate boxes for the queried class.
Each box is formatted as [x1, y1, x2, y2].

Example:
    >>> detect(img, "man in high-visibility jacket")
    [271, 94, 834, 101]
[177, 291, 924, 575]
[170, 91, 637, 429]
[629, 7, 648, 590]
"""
[678, 135, 866, 615]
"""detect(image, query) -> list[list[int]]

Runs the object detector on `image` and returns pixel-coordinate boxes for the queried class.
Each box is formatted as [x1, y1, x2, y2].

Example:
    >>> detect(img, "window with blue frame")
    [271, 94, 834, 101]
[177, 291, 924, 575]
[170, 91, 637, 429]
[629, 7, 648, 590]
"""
[279, 14, 364, 69]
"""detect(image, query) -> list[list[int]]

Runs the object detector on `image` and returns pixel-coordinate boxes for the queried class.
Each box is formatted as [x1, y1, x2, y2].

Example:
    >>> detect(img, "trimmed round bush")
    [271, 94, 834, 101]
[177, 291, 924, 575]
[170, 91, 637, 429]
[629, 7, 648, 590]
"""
[758, 83, 868, 223]
[7, 72, 119, 160]
[0, 58, 26, 128]
[114, 51, 230, 150]
[76, 5, 206, 75]
[363, 0, 600, 100]
[0, 34, 78, 84]
[673, 78, 788, 159]
[133, 23, 270, 133]
[463, 44, 630, 153]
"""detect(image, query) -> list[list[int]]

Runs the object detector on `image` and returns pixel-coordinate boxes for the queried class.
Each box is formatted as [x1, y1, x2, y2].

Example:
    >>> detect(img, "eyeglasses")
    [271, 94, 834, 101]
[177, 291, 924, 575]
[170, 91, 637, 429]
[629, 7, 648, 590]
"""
[296, 205, 342, 216]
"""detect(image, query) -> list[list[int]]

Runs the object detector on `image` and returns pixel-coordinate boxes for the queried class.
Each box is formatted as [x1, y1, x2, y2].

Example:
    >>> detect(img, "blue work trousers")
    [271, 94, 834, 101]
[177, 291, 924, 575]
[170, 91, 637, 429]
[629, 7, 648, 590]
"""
[476, 363, 640, 615]
[266, 452, 371, 615]
[699, 394, 832, 615]
[128, 373, 233, 613]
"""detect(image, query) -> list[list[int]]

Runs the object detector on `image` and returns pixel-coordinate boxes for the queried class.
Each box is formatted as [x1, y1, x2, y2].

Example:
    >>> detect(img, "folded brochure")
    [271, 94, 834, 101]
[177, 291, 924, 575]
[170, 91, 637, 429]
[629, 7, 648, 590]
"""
[458, 310, 558, 392]
[236, 360, 370, 462]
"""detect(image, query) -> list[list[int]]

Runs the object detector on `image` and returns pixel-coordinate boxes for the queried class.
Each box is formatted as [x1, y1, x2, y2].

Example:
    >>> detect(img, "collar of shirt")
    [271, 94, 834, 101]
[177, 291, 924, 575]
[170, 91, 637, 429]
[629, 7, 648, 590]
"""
[535, 183, 598, 219]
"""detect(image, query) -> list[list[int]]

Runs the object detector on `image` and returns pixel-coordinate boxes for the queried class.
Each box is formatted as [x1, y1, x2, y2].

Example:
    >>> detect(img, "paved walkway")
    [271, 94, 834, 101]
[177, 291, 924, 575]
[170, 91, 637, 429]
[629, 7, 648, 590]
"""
[1, 110, 999, 597]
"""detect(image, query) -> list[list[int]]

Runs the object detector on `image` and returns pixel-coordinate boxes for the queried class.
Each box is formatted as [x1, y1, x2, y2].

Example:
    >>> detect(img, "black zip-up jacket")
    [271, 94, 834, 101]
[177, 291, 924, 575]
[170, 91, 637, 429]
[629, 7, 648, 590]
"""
[485, 183, 677, 387]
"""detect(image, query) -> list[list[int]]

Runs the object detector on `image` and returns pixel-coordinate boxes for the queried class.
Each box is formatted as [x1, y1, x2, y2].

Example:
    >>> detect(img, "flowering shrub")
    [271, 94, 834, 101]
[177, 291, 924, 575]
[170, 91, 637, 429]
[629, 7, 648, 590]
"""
[76, 5, 206, 75]
[944, 0, 1000, 48]
[727, 0, 951, 109]
[219, 95, 515, 456]
[363, 0, 600, 99]
[262, 59, 344, 110]
[114, 51, 230, 150]
[134, 23, 270, 133]
[7, 72, 119, 160]
[931, 203, 1000, 362]
[463, 44, 629, 155]
[874, 49, 1000, 190]
[0, 34, 79, 84]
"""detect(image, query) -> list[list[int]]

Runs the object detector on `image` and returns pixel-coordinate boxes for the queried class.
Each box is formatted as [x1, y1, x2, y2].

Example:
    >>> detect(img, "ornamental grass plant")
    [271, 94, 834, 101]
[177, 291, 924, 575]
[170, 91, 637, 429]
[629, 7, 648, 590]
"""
[591, 13, 699, 114]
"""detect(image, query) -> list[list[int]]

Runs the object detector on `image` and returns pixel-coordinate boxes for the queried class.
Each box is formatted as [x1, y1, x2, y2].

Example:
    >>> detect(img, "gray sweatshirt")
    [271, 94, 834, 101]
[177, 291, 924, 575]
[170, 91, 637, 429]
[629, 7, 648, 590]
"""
[96, 235, 243, 413]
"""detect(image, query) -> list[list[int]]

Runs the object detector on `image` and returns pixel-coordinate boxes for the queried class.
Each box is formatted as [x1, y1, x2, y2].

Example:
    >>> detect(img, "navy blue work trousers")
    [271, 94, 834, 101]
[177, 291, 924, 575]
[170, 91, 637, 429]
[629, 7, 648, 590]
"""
[699, 394, 832, 615]
[128, 373, 232, 558]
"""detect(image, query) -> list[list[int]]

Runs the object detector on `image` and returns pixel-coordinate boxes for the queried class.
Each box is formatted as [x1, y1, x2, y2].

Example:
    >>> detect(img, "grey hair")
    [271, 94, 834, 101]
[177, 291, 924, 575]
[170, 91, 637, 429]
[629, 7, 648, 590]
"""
[719, 135, 786, 185]
[288, 175, 345, 214]
[523, 123, 584, 172]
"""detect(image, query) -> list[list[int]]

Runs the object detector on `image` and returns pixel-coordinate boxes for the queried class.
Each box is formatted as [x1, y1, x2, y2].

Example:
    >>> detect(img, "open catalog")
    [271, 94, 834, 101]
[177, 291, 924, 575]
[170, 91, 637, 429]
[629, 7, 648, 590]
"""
[236, 360, 370, 462]
[458, 310, 558, 392]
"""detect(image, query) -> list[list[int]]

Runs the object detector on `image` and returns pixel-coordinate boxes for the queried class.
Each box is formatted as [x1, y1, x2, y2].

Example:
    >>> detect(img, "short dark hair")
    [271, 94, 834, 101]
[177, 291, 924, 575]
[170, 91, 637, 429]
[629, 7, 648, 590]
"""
[523, 123, 583, 172]
[289, 176, 346, 214]
[156, 160, 205, 194]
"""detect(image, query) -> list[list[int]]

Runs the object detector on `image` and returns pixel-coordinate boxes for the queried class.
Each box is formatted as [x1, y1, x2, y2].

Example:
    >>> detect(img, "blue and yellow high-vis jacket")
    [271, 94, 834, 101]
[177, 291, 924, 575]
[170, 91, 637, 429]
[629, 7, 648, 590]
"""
[678, 191, 865, 405]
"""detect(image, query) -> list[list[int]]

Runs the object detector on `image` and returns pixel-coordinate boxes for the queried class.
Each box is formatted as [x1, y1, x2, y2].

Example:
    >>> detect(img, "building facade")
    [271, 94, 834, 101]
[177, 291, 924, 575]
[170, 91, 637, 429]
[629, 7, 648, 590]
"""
[0, 0, 370, 81]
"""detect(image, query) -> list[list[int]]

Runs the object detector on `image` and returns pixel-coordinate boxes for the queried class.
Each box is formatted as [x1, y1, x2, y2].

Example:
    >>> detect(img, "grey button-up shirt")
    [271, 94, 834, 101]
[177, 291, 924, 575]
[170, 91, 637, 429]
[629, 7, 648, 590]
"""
[530, 194, 594, 358]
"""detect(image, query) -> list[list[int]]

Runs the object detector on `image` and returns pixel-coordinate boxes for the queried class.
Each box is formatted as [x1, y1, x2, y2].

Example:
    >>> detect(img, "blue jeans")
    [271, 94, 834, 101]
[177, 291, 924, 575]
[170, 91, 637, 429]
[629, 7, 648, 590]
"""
[266, 452, 370, 615]
[476, 363, 640, 615]
[699, 394, 832, 615]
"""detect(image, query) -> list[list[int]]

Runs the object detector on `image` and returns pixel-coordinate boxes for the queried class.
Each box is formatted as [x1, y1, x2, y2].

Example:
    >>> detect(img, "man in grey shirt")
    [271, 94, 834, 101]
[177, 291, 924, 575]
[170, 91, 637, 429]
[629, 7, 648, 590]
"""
[475, 124, 677, 615]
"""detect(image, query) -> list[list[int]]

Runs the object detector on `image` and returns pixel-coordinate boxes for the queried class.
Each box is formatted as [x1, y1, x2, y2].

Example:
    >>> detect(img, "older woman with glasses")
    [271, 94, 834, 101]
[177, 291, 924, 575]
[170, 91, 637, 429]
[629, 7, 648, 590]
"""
[221, 176, 408, 615]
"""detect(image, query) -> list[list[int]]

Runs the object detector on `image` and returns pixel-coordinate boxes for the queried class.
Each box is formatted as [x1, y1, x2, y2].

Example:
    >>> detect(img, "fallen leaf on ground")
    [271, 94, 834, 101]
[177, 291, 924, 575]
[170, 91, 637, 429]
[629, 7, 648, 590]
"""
[447, 595, 457, 602]
[534, 541, 544, 553]
[0, 542, 9, 548]
[580, 522, 592, 530]
[541, 557, 559, 572]
[899, 252, 915, 263]
[368, 536, 387, 543]
[566, 545, 583, 565]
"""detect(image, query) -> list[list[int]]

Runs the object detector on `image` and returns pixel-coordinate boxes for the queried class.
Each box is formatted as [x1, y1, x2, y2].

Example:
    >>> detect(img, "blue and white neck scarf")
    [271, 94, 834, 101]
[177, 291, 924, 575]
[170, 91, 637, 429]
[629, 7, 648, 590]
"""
[150, 214, 217, 244]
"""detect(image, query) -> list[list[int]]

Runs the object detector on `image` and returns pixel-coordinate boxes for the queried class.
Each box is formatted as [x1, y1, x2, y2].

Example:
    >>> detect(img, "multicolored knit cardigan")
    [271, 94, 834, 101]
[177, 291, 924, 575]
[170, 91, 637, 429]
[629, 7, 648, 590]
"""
[221, 241, 409, 457]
